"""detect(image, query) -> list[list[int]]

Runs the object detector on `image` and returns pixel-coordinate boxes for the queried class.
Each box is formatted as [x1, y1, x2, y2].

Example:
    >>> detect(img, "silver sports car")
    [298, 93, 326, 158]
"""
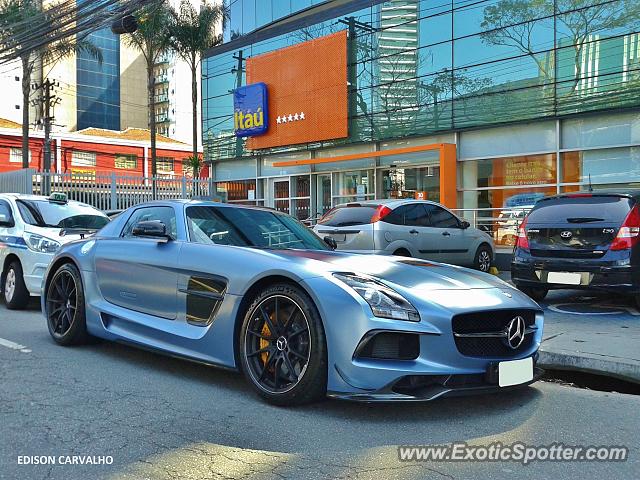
[42, 200, 544, 405]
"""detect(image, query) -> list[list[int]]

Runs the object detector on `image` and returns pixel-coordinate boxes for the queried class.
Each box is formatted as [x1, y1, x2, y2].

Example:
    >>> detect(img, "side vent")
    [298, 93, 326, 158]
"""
[181, 276, 227, 326]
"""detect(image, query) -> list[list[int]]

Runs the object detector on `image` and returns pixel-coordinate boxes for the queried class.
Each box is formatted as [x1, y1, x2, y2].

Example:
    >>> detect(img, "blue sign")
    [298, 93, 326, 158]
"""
[233, 83, 268, 137]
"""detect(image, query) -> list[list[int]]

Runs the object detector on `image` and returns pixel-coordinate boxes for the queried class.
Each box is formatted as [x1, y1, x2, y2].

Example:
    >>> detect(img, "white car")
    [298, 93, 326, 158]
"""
[0, 193, 109, 309]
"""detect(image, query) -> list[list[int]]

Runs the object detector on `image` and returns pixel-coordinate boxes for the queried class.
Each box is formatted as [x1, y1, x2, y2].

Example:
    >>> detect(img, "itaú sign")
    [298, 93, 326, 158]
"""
[233, 82, 268, 137]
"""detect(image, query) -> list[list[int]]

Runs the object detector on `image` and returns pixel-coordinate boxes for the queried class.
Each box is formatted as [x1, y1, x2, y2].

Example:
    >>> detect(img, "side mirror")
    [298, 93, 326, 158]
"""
[323, 236, 337, 250]
[0, 212, 14, 228]
[132, 221, 170, 241]
[460, 220, 471, 230]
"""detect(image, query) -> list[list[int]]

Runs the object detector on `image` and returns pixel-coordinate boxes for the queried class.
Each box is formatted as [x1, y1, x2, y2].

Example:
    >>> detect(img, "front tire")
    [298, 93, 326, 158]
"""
[239, 283, 327, 406]
[473, 244, 493, 273]
[3, 261, 30, 310]
[45, 263, 89, 346]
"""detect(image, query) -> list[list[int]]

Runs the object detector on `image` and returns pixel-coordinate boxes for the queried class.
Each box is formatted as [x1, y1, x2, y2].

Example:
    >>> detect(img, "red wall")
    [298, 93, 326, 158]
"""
[0, 134, 47, 173]
[0, 131, 208, 178]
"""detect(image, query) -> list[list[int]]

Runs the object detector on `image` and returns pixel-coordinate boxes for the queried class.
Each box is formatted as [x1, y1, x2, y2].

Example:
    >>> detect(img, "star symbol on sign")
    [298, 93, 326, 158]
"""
[299, 112, 305, 120]
[293, 113, 299, 121]
[281, 115, 287, 123]
[288, 114, 294, 122]
[276, 116, 282, 124]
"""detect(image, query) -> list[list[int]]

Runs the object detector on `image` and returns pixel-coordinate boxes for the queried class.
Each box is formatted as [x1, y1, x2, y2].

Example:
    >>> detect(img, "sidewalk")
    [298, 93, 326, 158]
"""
[497, 270, 640, 384]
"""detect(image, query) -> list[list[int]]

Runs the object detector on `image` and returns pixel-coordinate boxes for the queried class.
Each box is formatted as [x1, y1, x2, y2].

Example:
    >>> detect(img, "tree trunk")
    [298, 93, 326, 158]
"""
[191, 62, 198, 179]
[21, 55, 31, 169]
[148, 60, 157, 198]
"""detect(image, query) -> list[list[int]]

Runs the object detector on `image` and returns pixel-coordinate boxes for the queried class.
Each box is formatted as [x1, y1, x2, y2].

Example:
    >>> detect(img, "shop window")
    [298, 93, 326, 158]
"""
[461, 154, 557, 190]
[156, 157, 175, 174]
[215, 179, 256, 202]
[380, 167, 440, 201]
[115, 154, 137, 170]
[333, 169, 374, 202]
[9, 148, 31, 164]
[71, 151, 97, 167]
[561, 147, 640, 186]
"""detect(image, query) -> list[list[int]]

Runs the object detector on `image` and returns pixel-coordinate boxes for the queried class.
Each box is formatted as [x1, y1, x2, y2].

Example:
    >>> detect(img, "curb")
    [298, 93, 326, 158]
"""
[538, 349, 640, 385]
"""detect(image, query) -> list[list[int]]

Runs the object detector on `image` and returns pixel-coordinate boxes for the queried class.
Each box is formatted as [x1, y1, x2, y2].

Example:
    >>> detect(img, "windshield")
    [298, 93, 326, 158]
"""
[186, 205, 329, 250]
[527, 196, 633, 225]
[17, 200, 109, 230]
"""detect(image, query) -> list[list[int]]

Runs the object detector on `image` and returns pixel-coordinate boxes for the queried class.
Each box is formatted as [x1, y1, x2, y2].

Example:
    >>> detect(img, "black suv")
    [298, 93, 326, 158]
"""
[511, 191, 640, 305]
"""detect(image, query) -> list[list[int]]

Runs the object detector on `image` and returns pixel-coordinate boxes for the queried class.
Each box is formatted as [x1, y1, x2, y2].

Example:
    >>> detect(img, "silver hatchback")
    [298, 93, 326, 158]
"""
[313, 199, 495, 272]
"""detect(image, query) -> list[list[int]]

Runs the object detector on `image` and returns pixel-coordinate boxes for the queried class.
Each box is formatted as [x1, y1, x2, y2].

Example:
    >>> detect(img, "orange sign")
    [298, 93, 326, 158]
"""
[246, 30, 348, 150]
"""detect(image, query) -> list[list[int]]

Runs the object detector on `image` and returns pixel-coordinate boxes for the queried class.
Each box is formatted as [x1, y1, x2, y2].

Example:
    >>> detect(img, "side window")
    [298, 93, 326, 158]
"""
[403, 204, 430, 227]
[426, 205, 460, 228]
[121, 206, 178, 239]
[381, 206, 405, 225]
[0, 200, 14, 227]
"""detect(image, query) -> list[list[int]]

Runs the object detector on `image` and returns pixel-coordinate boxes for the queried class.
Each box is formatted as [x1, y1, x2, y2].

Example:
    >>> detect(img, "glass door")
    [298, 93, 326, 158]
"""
[268, 177, 290, 214]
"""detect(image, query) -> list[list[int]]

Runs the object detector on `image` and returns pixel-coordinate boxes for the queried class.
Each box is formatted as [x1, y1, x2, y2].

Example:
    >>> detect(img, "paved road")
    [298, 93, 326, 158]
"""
[1, 301, 638, 480]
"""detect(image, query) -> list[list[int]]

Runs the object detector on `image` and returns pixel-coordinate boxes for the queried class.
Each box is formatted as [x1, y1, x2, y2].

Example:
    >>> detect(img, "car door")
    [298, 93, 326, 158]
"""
[0, 199, 19, 268]
[94, 205, 182, 320]
[424, 204, 471, 264]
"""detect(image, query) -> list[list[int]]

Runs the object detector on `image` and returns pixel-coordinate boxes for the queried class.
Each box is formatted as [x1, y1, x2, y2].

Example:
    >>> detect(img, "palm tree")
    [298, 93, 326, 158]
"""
[169, 0, 225, 179]
[123, 0, 172, 191]
[0, 0, 102, 169]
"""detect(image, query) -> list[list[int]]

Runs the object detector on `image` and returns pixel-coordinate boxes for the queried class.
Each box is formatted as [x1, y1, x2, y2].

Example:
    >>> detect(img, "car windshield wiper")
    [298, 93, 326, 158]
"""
[566, 217, 605, 223]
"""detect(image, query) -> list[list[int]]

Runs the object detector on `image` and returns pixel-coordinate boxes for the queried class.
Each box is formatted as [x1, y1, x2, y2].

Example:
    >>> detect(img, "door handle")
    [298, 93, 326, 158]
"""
[409, 229, 419, 235]
[442, 231, 451, 236]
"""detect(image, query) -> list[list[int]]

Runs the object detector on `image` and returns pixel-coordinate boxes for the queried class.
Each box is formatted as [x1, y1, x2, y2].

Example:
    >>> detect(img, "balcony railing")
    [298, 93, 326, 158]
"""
[155, 94, 169, 103]
[154, 75, 169, 84]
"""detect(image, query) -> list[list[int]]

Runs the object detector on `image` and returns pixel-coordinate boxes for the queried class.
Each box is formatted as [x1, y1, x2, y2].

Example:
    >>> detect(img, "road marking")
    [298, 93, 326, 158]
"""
[0, 337, 31, 353]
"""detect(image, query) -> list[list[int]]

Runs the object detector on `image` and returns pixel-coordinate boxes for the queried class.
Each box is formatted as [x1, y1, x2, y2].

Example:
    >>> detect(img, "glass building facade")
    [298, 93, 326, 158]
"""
[76, 18, 121, 131]
[203, 0, 640, 246]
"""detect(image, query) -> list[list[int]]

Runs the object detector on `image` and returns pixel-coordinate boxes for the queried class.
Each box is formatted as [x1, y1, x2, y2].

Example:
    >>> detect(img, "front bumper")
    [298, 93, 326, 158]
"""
[20, 251, 53, 296]
[329, 358, 543, 402]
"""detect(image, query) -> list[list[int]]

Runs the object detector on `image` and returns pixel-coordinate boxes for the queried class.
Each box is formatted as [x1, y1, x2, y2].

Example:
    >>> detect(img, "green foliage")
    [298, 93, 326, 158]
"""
[123, 0, 173, 65]
[169, 0, 226, 68]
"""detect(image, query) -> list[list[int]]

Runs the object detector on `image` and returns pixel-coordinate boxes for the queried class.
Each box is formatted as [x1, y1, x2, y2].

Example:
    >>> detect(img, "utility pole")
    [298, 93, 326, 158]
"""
[232, 50, 244, 158]
[32, 79, 60, 195]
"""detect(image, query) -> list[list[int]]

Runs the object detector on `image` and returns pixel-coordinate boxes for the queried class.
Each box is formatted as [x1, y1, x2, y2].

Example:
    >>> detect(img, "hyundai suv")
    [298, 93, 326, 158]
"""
[511, 191, 640, 305]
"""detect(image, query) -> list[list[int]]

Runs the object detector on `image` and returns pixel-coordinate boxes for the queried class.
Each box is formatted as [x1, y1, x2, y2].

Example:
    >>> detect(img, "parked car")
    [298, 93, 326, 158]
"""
[42, 200, 543, 405]
[313, 199, 495, 272]
[511, 190, 640, 304]
[0, 193, 109, 309]
[495, 206, 533, 246]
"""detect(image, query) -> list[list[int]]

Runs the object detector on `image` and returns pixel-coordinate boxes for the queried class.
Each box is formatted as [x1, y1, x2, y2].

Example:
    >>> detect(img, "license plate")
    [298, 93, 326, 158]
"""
[498, 357, 534, 387]
[547, 271, 581, 285]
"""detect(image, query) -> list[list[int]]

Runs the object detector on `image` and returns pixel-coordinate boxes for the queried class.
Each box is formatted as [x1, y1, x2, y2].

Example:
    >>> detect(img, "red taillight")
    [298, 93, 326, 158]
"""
[515, 216, 530, 250]
[610, 206, 640, 251]
[371, 205, 392, 223]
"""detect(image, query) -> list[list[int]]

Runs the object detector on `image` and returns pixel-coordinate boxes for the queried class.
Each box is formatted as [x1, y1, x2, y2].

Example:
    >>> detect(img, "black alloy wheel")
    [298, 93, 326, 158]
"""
[240, 284, 327, 405]
[46, 263, 89, 345]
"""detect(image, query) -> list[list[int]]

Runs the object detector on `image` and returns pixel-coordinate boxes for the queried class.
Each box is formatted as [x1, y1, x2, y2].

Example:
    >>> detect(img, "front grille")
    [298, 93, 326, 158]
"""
[355, 332, 419, 360]
[452, 309, 537, 358]
[530, 249, 606, 259]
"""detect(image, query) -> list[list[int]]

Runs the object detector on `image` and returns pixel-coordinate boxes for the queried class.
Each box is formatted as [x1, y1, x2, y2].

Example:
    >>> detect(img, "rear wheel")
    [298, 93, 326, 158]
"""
[239, 283, 327, 406]
[45, 263, 89, 346]
[3, 261, 30, 310]
[473, 244, 493, 273]
[517, 285, 549, 302]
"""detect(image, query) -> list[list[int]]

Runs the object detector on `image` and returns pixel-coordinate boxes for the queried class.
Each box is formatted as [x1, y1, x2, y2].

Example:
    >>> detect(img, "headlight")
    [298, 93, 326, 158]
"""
[333, 273, 420, 322]
[24, 232, 61, 254]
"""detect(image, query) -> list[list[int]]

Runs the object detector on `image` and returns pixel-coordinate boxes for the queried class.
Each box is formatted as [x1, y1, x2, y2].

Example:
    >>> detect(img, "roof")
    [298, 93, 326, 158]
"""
[0, 117, 21, 129]
[76, 127, 188, 145]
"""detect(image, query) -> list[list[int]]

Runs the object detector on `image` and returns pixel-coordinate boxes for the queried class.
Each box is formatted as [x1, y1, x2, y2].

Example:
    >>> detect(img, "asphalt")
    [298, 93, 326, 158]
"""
[0, 302, 639, 480]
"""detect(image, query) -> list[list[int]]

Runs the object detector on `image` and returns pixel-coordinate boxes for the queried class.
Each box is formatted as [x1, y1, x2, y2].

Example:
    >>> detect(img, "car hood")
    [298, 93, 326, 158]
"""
[266, 249, 510, 291]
